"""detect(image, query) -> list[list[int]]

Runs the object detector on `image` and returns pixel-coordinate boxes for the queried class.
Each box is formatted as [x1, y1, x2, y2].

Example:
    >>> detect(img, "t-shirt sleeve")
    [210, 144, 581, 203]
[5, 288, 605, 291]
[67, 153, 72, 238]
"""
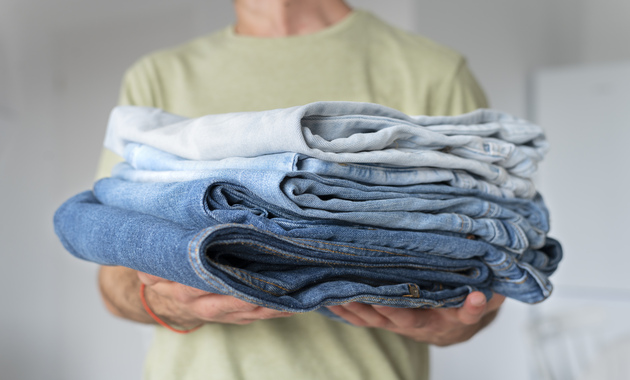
[117, 57, 164, 108]
[94, 58, 159, 180]
[431, 57, 489, 116]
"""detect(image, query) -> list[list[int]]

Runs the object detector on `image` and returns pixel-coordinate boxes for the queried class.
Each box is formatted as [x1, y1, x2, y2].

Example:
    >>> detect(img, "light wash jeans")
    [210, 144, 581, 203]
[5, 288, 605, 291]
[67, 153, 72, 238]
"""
[96, 170, 549, 253]
[104, 101, 548, 184]
[118, 143, 536, 198]
[53, 190, 562, 311]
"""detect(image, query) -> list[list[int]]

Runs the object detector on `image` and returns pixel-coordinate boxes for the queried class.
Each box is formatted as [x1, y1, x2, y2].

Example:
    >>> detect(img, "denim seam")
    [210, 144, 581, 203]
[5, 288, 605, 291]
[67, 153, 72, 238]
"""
[297, 242, 470, 273]
[520, 263, 553, 295]
[210, 240, 441, 272]
[294, 238, 412, 257]
[456, 214, 466, 233]
[195, 238, 455, 308]
[304, 115, 419, 129]
[291, 240, 483, 280]
[218, 265, 289, 295]
[494, 271, 528, 285]
[206, 241, 329, 296]
[486, 255, 510, 268]
[185, 225, 483, 310]
[204, 240, 309, 296]
[481, 202, 492, 218]
[510, 220, 529, 251]
[320, 294, 457, 308]
[453, 145, 509, 161]
[187, 227, 231, 293]
[188, 228, 287, 310]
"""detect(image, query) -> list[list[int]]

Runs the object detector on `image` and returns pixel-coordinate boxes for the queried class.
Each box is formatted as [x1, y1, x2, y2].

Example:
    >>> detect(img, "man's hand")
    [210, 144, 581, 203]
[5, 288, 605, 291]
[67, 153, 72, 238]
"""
[137, 272, 294, 327]
[326, 291, 505, 346]
[98, 266, 293, 327]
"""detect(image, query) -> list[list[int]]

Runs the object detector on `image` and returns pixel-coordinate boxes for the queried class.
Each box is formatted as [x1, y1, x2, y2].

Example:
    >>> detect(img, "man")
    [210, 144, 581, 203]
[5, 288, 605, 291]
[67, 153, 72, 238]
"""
[97, 0, 505, 379]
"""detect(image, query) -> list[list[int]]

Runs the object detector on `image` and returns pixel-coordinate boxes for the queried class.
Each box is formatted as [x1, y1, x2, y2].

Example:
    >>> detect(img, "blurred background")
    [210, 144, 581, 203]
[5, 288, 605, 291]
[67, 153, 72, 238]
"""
[1, 0, 629, 379]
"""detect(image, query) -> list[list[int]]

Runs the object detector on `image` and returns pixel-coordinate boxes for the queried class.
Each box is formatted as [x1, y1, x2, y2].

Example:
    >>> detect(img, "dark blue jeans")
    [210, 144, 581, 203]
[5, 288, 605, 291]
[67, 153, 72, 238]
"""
[54, 191, 561, 312]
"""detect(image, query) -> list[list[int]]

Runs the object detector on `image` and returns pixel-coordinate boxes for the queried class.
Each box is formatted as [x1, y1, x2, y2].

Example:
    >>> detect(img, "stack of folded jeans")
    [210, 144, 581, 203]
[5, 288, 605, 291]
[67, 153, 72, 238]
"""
[54, 101, 562, 313]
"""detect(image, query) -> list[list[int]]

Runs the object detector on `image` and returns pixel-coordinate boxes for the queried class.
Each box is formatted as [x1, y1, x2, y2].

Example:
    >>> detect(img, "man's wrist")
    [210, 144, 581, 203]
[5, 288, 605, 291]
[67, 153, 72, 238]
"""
[140, 283, 203, 333]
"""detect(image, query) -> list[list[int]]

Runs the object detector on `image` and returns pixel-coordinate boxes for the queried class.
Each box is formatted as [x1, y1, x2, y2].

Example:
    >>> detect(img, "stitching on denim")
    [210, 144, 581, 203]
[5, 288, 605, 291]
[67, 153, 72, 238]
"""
[220, 264, 290, 292]
[482, 202, 492, 218]
[291, 241, 481, 278]
[486, 255, 510, 268]
[304, 115, 420, 130]
[186, 225, 476, 310]
[209, 240, 480, 280]
[189, 229, 289, 298]
[205, 241, 320, 295]
[187, 228, 283, 310]
[321, 293, 464, 308]
[187, 228, 230, 293]
[456, 214, 466, 233]
[494, 272, 528, 285]
[275, 239, 398, 261]
[189, 228, 282, 306]
[294, 239, 412, 257]
[196, 236, 458, 308]
[217, 266, 288, 296]
[209, 240, 411, 269]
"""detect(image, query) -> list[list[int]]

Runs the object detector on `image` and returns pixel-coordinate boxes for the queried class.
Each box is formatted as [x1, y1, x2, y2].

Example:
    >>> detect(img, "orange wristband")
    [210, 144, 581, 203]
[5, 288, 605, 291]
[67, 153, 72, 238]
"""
[140, 283, 202, 334]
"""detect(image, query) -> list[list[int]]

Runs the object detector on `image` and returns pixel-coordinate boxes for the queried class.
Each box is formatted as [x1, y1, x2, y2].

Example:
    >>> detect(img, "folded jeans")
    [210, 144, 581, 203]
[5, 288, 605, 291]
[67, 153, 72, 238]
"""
[119, 143, 536, 198]
[53, 191, 562, 311]
[104, 102, 548, 182]
[98, 169, 550, 253]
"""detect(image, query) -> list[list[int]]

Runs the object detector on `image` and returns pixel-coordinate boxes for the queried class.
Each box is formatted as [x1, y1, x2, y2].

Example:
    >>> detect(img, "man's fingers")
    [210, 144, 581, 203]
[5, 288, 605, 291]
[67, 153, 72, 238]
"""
[456, 291, 488, 325]
[136, 272, 295, 325]
[326, 293, 505, 346]
[191, 294, 258, 318]
[327, 304, 371, 326]
[328, 303, 428, 329]
[372, 305, 431, 329]
[229, 308, 294, 322]
[190, 294, 293, 322]
[341, 303, 394, 328]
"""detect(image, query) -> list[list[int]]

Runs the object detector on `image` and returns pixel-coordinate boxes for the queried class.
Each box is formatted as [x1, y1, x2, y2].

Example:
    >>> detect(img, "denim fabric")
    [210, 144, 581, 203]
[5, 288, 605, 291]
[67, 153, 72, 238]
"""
[119, 143, 536, 198]
[104, 102, 548, 183]
[53, 191, 562, 310]
[97, 169, 548, 253]
[89, 178, 562, 302]
[55, 101, 562, 312]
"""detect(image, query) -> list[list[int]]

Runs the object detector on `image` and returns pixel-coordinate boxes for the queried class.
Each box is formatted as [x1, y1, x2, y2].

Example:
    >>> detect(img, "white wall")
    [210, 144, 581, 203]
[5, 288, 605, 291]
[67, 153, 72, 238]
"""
[581, 0, 630, 63]
[1, 0, 629, 379]
[529, 61, 630, 379]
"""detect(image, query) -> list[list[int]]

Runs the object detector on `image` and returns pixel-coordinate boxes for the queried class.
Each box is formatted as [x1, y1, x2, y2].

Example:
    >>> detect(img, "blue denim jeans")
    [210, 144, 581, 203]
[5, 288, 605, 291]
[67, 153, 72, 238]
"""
[96, 169, 549, 253]
[118, 143, 536, 198]
[53, 191, 562, 311]
[104, 101, 548, 183]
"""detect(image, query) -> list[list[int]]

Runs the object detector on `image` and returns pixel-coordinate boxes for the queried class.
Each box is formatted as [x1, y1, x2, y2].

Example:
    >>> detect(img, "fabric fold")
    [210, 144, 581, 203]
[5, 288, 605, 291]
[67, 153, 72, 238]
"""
[96, 171, 549, 253]
[120, 143, 537, 198]
[54, 101, 562, 311]
[54, 191, 561, 310]
[104, 102, 548, 182]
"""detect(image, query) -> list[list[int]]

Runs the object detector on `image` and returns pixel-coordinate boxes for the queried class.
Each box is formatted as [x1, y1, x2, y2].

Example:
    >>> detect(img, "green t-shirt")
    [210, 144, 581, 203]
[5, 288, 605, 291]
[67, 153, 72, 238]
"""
[98, 10, 488, 380]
